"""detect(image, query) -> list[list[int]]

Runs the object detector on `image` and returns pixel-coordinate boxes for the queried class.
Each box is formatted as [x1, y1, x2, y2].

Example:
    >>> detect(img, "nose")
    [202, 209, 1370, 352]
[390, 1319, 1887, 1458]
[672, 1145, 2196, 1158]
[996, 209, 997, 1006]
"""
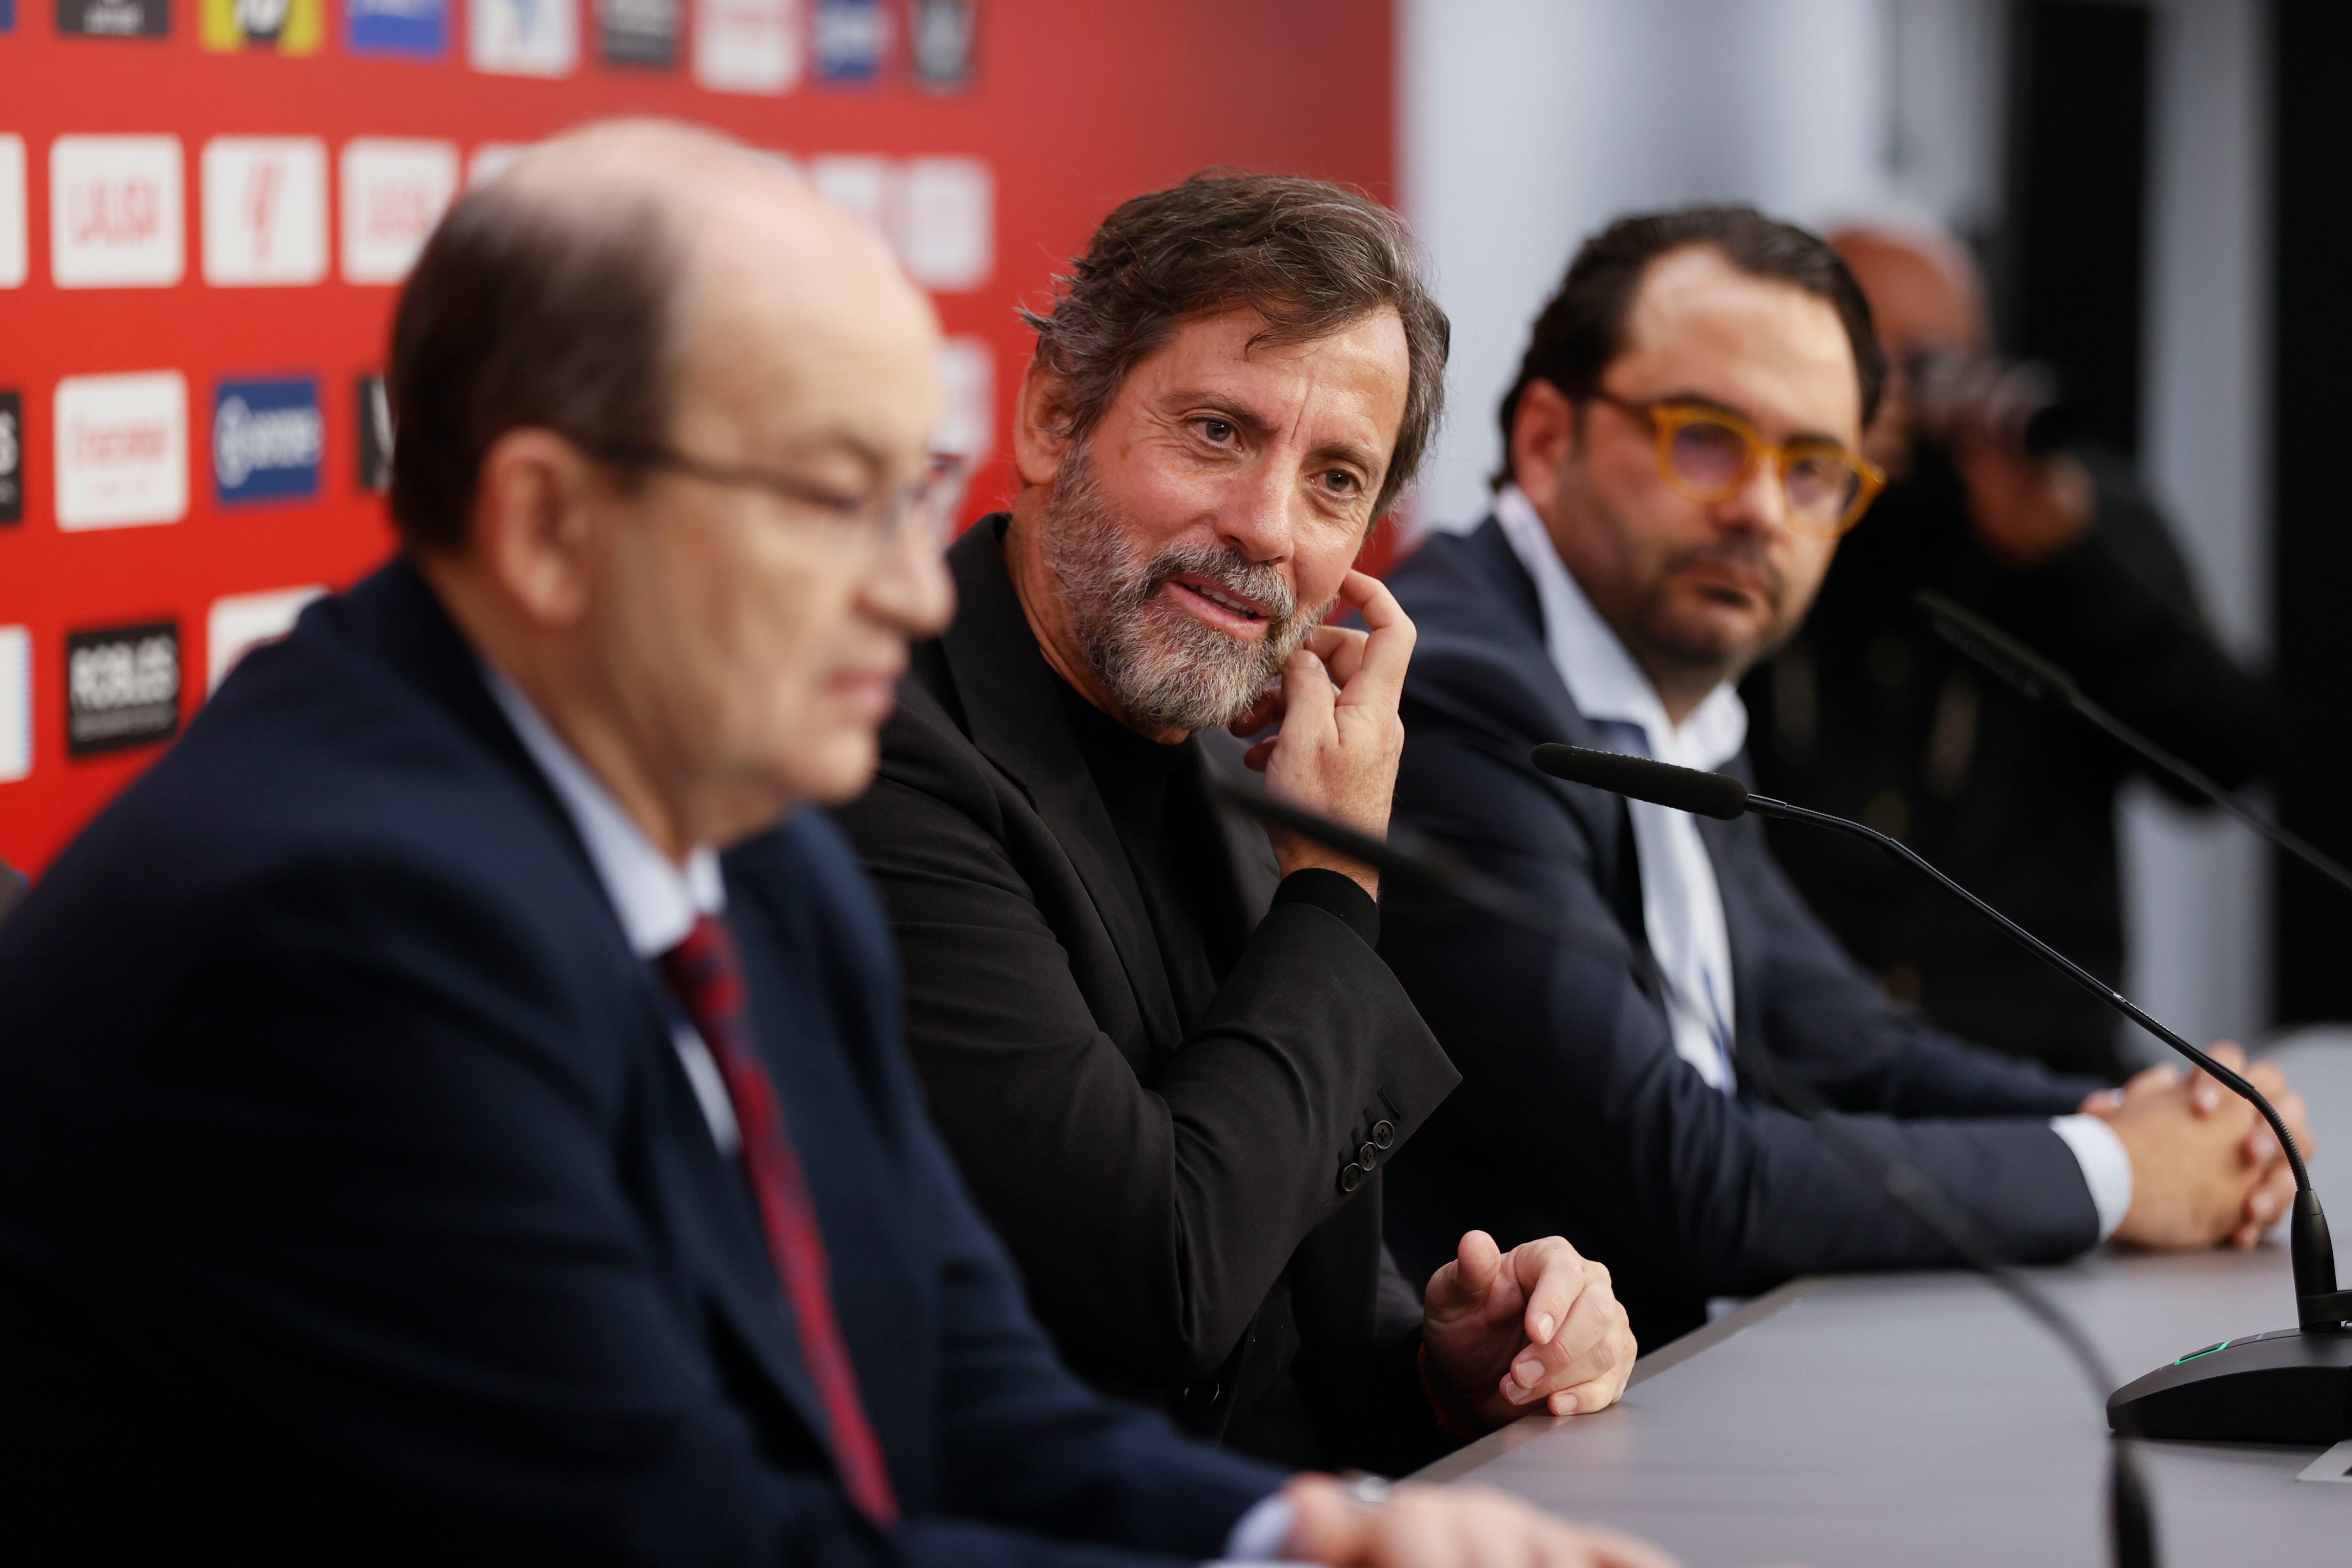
[859, 515, 957, 640]
[1714, 450, 1792, 541]
[1215, 458, 1298, 565]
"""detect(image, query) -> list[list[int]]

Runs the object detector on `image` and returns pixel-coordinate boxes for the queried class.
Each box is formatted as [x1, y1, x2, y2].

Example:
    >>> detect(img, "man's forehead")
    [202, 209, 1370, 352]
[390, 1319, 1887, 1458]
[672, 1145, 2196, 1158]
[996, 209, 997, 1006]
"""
[1612, 247, 1861, 438]
[1139, 306, 1409, 425]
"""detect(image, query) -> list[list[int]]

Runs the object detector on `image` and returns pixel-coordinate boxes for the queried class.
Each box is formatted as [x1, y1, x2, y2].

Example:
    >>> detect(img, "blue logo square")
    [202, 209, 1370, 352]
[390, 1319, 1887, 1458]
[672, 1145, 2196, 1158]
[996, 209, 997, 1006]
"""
[0, 1, 16, 35]
[348, 0, 445, 56]
[813, 0, 885, 82]
[215, 378, 323, 506]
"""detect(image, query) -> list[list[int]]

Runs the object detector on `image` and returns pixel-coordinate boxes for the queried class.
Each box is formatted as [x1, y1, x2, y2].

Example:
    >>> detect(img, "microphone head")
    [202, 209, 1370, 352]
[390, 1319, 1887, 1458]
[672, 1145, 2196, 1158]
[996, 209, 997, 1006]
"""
[1531, 743, 1750, 820]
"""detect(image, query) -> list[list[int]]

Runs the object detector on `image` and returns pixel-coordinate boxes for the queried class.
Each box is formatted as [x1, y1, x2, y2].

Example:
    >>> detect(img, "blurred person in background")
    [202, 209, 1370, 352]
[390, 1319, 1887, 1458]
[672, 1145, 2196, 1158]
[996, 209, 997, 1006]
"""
[0, 123, 1670, 1568]
[0, 860, 22, 923]
[1741, 223, 2282, 1083]
[836, 173, 1636, 1478]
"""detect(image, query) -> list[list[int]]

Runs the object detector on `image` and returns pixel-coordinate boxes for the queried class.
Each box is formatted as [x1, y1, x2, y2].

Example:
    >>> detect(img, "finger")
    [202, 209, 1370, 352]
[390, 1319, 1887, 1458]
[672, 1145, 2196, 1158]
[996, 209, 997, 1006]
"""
[1241, 738, 1275, 773]
[1429, 1229, 1505, 1316]
[1274, 1475, 1372, 1563]
[2123, 1063, 2180, 1098]
[1267, 646, 1337, 764]
[1226, 684, 1285, 739]
[1301, 622, 1372, 689]
[1581, 1526, 1686, 1568]
[1511, 1238, 1591, 1346]
[2079, 1088, 2123, 1118]
[1330, 570, 1416, 714]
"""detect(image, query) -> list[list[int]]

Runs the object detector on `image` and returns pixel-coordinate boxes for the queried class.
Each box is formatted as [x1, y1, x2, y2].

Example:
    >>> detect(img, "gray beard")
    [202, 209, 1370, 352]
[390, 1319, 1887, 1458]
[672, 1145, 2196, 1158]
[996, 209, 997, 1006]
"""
[1039, 446, 1328, 735]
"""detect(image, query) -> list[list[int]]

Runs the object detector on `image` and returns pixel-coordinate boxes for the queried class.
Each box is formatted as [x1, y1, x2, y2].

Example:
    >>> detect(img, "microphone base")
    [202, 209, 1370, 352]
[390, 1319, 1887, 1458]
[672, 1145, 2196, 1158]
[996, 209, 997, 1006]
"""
[2108, 1327, 2352, 1444]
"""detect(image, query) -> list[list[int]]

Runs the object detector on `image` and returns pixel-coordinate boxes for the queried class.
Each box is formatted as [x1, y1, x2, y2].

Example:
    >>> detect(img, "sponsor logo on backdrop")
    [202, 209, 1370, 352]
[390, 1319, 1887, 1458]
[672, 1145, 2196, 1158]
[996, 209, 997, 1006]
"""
[214, 377, 322, 505]
[55, 372, 187, 531]
[66, 621, 179, 757]
[200, 137, 327, 286]
[357, 374, 393, 492]
[0, 391, 21, 525]
[207, 585, 324, 693]
[0, 2, 13, 36]
[56, 0, 169, 36]
[200, 0, 322, 50]
[0, 136, 21, 289]
[471, 0, 577, 75]
[898, 156, 990, 290]
[0, 627, 28, 785]
[908, 0, 970, 91]
[933, 336, 991, 478]
[813, 0, 885, 81]
[596, 0, 674, 65]
[694, 0, 798, 94]
[809, 153, 890, 240]
[348, 0, 445, 55]
[51, 135, 184, 289]
[340, 138, 458, 284]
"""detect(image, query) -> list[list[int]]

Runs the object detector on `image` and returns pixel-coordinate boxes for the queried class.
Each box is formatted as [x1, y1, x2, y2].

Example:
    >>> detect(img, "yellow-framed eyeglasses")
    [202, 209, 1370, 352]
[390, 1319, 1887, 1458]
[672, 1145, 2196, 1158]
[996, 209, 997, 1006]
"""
[1589, 391, 1885, 538]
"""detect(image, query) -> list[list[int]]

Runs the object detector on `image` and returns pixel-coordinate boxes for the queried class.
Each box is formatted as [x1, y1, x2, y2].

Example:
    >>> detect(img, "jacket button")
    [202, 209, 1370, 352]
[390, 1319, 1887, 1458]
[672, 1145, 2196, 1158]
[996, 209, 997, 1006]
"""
[1359, 1142, 1380, 1169]
[1339, 1162, 1365, 1194]
[1182, 1377, 1223, 1413]
[1372, 1119, 1396, 1149]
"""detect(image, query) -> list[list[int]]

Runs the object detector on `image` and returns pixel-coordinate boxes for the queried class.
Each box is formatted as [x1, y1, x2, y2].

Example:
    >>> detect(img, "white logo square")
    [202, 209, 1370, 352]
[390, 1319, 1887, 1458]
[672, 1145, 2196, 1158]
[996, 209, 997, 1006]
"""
[695, 0, 800, 94]
[933, 337, 994, 465]
[201, 137, 329, 287]
[0, 626, 29, 785]
[207, 585, 326, 694]
[0, 137, 25, 289]
[54, 371, 189, 531]
[899, 157, 992, 292]
[471, 0, 579, 76]
[340, 138, 459, 285]
[51, 135, 185, 289]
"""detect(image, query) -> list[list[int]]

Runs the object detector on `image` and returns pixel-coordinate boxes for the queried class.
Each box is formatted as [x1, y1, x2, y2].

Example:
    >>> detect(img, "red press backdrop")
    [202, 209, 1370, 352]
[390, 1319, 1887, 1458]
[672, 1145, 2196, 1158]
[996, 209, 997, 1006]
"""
[0, 0, 1394, 875]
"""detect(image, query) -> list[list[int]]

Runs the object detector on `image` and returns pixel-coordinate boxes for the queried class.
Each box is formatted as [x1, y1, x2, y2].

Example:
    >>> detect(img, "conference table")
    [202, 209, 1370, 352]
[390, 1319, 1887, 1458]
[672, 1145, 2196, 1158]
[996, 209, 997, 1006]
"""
[1423, 1035, 2352, 1565]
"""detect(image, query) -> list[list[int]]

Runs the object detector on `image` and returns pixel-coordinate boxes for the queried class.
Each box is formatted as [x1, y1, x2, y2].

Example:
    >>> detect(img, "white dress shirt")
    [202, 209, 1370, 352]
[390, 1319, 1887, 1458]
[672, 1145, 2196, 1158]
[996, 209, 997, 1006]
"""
[483, 665, 741, 1156]
[1492, 487, 2132, 1239]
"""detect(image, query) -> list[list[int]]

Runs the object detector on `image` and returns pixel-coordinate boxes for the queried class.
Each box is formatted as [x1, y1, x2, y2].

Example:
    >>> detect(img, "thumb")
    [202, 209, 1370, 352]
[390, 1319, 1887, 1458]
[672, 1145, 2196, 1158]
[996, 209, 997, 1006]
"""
[1428, 1229, 1503, 1314]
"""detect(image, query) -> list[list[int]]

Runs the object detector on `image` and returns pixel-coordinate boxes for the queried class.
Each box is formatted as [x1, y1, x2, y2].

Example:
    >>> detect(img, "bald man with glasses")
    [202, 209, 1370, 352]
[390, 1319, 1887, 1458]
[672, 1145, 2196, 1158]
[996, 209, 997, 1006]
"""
[1373, 207, 2308, 1346]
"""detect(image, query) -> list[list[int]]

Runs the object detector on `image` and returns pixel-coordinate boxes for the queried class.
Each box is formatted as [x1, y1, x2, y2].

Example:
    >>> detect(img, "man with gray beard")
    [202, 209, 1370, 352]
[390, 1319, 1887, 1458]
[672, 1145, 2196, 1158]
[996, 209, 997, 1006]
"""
[835, 174, 1637, 1478]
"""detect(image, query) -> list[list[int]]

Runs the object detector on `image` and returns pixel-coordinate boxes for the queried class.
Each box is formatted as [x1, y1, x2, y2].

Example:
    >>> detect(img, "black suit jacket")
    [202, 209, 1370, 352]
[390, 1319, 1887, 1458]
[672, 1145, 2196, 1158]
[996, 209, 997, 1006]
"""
[834, 517, 1462, 1474]
[1744, 448, 2280, 1079]
[0, 558, 1282, 1565]
[1377, 520, 2110, 1344]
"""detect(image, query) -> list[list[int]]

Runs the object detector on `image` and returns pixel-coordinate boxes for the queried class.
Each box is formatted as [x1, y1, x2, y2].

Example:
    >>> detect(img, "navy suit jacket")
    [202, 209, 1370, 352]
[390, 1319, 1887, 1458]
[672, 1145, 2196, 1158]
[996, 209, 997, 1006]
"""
[0, 559, 1281, 1565]
[1377, 522, 2110, 1344]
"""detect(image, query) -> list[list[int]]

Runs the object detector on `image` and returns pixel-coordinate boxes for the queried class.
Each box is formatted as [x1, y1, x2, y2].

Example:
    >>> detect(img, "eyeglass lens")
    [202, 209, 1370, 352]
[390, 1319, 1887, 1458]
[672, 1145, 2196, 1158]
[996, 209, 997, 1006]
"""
[1664, 417, 1861, 529]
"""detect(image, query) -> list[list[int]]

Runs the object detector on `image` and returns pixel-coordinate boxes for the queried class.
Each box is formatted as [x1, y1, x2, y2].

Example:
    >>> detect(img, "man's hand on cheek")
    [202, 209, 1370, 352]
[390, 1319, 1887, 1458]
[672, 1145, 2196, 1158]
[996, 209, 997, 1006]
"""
[1279, 1477, 1680, 1568]
[1420, 1231, 1636, 1429]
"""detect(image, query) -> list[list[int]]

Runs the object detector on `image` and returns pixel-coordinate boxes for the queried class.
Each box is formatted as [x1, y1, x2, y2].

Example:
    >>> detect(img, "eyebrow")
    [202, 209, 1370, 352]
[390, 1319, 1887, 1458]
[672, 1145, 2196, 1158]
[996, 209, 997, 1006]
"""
[1646, 389, 1850, 451]
[1172, 390, 1389, 484]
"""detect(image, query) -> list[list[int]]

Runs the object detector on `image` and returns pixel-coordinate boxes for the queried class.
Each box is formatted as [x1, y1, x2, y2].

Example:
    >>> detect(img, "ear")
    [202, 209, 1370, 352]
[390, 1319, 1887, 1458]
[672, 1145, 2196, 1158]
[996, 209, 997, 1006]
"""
[1011, 359, 1076, 491]
[469, 429, 606, 629]
[1509, 379, 1583, 516]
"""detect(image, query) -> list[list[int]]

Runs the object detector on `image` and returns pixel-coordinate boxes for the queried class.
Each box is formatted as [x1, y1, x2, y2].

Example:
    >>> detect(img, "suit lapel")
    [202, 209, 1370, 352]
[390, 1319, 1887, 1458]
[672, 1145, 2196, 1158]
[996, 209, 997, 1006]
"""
[933, 518, 1186, 1053]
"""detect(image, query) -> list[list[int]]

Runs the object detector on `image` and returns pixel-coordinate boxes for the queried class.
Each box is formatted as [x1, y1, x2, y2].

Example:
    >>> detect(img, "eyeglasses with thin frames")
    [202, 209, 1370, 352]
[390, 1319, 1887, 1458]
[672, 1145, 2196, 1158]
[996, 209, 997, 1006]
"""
[1585, 390, 1884, 538]
[579, 438, 970, 553]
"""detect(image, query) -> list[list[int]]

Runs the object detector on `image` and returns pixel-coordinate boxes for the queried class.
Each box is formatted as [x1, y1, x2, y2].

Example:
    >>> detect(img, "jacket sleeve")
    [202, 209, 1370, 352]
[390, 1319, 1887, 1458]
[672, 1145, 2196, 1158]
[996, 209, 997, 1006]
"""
[1381, 687, 2103, 1302]
[832, 700, 1460, 1390]
[1996, 467, 2280, 797]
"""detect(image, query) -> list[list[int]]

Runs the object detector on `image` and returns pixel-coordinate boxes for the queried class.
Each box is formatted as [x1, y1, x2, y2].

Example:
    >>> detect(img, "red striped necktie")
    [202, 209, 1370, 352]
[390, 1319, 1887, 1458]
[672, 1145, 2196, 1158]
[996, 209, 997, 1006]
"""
[657, 914, 899, 1530]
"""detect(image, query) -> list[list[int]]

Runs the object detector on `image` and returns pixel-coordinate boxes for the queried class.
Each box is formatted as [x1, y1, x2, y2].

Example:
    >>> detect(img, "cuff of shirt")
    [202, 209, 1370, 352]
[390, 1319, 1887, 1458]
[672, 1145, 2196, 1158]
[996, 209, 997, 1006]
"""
[1215, 1493, 1297, 1562]
[1271, 867, 1380, 948]
[2050, 1113, 2134, 1242]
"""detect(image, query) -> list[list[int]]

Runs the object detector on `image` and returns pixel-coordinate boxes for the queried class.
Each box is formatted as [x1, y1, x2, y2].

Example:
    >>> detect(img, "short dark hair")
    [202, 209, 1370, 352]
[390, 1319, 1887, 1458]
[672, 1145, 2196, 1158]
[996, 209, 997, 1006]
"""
[1022, 171, 1449, 522]
[1493, 205, 1885, 489]
[387, 184, 682, 550]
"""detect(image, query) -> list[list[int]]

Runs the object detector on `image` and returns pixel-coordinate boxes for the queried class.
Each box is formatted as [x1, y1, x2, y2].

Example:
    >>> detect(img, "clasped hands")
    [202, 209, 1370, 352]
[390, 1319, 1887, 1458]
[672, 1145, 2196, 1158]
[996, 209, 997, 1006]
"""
[2082, 1041, 2314, 1250]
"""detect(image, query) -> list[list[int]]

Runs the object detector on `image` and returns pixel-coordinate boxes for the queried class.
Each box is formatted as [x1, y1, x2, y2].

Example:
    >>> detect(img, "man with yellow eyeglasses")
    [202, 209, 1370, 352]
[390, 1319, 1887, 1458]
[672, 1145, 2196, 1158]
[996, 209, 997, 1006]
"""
[1374, 207, 2308, 1346]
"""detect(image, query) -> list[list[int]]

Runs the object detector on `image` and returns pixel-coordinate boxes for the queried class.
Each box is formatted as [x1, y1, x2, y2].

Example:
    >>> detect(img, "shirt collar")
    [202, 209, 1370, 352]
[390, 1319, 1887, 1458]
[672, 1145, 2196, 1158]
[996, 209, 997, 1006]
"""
[482, 662, 725, 959]
[1492, 484, 1748, 772]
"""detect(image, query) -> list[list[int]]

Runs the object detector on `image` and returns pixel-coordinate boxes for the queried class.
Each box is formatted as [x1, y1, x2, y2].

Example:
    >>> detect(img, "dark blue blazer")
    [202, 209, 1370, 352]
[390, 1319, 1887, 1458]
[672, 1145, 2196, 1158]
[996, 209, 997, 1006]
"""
[0, 559, 1281, 1565]
[1376, 522, 2109, 1344]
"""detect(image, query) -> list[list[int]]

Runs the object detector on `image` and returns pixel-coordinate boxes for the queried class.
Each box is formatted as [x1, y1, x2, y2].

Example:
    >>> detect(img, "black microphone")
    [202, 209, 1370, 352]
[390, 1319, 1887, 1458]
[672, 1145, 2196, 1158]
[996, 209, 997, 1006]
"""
[1530, 740, 2352, 1448]
[1915, 589, 2352, 901]
[1206, 777, 2158, 1568]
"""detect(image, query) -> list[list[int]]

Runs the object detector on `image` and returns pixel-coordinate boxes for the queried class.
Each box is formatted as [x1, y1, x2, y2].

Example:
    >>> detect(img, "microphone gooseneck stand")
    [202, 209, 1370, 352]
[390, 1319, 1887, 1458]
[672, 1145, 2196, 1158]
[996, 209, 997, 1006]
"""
[1529, 741, 2352, 1449]
[1206, 780, 2160, 1568]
